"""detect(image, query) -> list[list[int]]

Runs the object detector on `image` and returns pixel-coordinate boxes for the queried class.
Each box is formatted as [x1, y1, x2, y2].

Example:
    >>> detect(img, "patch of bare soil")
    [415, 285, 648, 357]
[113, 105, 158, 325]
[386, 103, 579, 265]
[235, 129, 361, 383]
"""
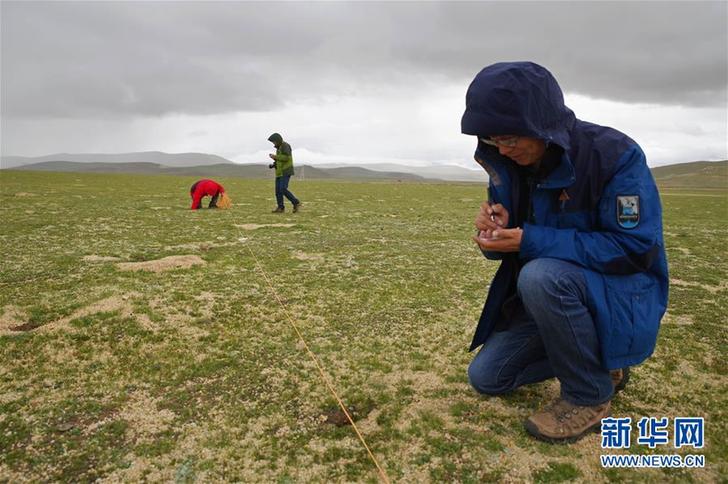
[15, 192, 36, 197]
[116, 255, 205, 272]
[234, 223, 296, 230]
[321, 407, 356, 427]
[2, 294, 155, 334]
[33, 295, 136, 333]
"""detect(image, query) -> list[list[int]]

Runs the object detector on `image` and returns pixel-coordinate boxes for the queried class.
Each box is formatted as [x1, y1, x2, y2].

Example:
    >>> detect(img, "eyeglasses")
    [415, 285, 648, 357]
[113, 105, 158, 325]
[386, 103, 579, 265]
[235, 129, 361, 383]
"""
[479, 136, 519, 148]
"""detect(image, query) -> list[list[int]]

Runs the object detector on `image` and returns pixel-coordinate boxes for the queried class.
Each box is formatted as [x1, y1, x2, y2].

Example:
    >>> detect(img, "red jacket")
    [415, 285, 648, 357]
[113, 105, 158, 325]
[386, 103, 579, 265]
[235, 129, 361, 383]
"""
[190, 179, 224, 209]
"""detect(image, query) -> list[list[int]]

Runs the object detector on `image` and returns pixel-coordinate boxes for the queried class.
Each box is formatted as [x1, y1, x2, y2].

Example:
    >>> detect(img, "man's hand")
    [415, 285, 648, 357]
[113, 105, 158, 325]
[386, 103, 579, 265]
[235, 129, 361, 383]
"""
[472, 228, 523, 252]
[475, 202, 509, 232]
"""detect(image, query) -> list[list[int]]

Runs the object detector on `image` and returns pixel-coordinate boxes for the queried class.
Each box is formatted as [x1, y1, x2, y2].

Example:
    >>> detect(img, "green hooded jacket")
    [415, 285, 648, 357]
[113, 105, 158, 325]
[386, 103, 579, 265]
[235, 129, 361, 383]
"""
[268, 133, 294, 177]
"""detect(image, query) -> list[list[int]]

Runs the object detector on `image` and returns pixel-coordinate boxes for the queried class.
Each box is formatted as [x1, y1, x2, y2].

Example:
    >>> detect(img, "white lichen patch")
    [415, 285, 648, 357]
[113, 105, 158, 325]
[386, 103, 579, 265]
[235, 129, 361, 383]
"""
[164, 241, 241, 251]
[0, 391, 24, 405]
[670, 277, 726, 294]
[116, 255, 205, 272]
[117, 391, 177, 443]
[234, 223, 296, 230]
[663, 311, 694, 326]
[83, 255, 122, 262]
[0, 305, 28, 334]
[292, 251, 325, 262]
[101, 455, 176, 482]
[164, 242, 212, 251]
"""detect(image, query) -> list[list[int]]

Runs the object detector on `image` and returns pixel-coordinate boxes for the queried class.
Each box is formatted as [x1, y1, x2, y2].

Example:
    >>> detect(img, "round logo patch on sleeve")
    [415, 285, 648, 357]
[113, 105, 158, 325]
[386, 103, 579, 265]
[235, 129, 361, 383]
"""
[617, 195, 639, 229]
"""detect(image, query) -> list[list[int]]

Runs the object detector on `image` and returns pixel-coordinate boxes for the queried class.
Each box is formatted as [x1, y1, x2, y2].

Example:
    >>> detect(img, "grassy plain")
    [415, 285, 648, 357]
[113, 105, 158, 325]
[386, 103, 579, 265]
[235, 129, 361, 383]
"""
[1, 170, 726, 482]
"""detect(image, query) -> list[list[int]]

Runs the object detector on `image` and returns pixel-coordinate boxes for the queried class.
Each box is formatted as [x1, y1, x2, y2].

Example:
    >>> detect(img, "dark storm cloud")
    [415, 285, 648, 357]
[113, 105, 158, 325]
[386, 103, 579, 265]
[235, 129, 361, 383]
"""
[2, 1, 726, 119]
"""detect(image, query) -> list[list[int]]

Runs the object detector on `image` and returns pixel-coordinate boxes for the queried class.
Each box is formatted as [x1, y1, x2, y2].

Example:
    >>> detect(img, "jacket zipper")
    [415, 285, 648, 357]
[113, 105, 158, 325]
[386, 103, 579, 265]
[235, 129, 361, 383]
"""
[527, 177, 536, 224]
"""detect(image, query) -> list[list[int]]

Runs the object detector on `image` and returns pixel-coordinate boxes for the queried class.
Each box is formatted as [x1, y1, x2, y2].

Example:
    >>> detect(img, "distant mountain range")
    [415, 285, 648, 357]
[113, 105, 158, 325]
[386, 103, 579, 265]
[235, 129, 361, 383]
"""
[0, 151, 486, 182]
[0, 151, 231, 169]
[316, 162, 488, 182]
[6, 160, 432, 181]
[1, 152, 725, 187]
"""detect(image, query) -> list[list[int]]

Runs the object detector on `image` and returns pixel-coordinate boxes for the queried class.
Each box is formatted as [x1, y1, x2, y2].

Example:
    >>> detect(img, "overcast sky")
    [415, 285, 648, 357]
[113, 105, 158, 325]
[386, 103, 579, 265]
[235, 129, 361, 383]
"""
[2, 1, 726, 168]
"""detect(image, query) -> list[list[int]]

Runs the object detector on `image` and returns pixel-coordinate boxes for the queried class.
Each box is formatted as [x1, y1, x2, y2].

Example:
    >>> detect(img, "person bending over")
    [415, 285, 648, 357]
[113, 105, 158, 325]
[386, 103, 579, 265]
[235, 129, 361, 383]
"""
[190, 179, 225, 210]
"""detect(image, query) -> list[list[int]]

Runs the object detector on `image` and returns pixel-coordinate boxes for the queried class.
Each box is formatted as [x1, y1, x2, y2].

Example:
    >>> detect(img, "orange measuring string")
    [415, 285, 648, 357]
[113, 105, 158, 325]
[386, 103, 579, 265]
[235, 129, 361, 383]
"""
[244, 243, 390, 484]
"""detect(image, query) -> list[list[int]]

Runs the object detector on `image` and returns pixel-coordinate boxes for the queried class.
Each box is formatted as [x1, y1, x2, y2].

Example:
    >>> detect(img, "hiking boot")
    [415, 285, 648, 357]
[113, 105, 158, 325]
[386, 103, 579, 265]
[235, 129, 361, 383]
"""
[524, 398, 611, 444]
[271, 207, 284, 213]
[610, 367, 630, 394]
[293, 202, 302, 213]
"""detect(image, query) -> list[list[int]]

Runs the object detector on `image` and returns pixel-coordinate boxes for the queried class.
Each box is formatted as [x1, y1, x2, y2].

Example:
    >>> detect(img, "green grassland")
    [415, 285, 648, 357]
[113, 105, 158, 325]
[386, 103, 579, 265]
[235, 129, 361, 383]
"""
[1, 170, 726, 482]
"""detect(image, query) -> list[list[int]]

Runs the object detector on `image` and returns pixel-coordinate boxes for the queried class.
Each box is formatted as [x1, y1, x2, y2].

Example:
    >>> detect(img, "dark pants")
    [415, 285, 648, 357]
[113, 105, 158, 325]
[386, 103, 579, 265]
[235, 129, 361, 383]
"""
[193, 192, 220, 209]
[467, 258, 613, 406]
[275, 175, 299, 209]
[209, 192, 220, 208]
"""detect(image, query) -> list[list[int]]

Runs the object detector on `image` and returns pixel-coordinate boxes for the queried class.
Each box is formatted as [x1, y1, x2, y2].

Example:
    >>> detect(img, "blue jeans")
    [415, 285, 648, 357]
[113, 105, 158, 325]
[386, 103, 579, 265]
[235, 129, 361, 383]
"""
[275, 175, 299, 209]
[468, 258, 613, 406]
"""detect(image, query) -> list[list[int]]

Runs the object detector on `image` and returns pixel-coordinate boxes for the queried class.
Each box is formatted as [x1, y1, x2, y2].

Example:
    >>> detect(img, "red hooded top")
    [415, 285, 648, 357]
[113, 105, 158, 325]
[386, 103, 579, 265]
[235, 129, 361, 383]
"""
[190, 179, 225, 209]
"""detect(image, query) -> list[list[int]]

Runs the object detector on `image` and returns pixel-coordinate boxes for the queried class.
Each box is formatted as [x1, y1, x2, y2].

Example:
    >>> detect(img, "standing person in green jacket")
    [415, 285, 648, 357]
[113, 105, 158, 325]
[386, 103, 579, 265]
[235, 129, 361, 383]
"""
[268, 132, 302, 213]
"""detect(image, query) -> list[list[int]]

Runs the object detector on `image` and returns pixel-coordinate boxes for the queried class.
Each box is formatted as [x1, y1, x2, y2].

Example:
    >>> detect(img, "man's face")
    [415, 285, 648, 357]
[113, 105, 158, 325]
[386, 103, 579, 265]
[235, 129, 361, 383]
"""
[491, 136, 547, 166]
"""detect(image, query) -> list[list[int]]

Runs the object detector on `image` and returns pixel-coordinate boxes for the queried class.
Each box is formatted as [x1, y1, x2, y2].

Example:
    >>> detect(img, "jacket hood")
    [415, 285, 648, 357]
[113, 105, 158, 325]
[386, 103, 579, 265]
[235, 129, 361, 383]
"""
[461, 62, 575, 150]
[268, 132, 283, 146]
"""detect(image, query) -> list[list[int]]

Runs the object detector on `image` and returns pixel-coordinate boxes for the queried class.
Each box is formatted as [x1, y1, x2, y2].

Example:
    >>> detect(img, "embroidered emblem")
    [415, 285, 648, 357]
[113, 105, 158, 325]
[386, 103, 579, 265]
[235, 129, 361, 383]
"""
[617, 195, 639, 229]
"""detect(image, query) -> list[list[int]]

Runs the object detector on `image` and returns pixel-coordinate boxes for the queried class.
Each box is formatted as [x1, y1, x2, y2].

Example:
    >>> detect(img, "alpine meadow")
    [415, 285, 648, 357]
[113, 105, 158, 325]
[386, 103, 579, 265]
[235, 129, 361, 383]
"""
[1, 169, 726, 482]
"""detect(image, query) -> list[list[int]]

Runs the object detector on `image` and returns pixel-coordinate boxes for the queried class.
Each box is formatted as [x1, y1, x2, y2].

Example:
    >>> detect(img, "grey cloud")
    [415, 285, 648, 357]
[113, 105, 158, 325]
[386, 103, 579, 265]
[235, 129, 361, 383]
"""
[2, 1, 725, 119]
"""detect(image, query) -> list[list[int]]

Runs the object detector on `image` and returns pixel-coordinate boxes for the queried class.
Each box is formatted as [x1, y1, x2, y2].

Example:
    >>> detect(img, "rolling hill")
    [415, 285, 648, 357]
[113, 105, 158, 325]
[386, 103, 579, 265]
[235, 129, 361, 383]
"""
[10, 161, 427, 181]
[651, 160, 727, 189]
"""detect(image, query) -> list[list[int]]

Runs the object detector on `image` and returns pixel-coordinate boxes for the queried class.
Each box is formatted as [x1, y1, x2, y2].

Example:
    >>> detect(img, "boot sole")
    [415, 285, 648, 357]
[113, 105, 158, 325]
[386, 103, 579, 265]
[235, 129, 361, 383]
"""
[523, 413, 610, 445]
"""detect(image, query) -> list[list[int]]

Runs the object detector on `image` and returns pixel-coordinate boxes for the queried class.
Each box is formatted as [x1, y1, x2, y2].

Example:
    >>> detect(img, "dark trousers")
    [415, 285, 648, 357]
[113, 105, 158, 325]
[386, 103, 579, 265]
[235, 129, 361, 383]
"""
[275, 175, 299, 208]
[467, 258, 613, 406]
[193, 192, 220, 209]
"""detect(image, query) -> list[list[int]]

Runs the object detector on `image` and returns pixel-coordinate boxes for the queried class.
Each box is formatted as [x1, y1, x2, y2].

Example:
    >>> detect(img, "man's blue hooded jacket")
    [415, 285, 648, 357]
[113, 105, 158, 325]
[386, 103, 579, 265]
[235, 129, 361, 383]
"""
[461, 62, 668, 370]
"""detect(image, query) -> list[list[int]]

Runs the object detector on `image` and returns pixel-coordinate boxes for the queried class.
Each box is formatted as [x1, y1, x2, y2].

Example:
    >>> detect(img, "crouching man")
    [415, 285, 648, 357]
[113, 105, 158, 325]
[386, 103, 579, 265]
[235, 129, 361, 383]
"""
[461, 62, 668, 443]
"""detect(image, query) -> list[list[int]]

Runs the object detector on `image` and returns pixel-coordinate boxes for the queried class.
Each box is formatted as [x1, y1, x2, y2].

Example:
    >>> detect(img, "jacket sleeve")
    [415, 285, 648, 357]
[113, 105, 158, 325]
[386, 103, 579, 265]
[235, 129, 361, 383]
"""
[520, 146, 662, 274]
[271, 153, 291, 163]
[191, 189, 203, 210]
[272, 143, 292, 164]
[481, 185, 505, 261]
